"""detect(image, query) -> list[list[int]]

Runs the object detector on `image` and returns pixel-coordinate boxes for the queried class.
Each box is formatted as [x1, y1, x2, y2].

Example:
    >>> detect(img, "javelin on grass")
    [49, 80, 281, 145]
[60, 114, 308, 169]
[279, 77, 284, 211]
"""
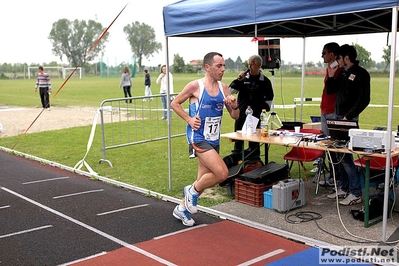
[11, 3, 129, 150]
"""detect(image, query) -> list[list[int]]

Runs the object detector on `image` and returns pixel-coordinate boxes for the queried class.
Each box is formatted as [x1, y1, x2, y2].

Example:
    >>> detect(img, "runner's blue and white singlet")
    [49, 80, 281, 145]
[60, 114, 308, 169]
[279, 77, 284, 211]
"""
[186, 79, 226, 146]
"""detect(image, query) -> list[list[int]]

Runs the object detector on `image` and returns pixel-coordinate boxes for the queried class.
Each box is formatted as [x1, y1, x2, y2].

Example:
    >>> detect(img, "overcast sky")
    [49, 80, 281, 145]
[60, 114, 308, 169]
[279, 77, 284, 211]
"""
[0, 0, 392, 67]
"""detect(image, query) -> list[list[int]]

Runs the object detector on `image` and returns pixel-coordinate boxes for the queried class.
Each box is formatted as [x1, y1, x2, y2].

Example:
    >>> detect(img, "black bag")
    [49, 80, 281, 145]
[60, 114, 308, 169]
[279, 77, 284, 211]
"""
[219, 155, 263, 187]
[350, 193, 384, 222]
[239, 162, 289, 185]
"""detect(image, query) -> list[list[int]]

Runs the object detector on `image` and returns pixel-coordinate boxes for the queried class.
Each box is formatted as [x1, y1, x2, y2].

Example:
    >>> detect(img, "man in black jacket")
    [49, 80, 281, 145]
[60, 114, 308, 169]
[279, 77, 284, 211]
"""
[325, 44, 370, 206]
[229, 55, 274, 158]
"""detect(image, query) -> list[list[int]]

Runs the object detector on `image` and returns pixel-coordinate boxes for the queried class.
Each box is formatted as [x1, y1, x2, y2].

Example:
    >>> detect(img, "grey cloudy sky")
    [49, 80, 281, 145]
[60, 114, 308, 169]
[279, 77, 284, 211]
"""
[0, 0, 391, 67]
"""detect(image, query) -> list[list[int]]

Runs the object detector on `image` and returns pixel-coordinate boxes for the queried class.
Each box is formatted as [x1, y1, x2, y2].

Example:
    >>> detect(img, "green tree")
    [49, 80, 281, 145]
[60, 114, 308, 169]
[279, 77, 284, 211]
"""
[235, 56, 243, 70]
[352, 43, 372, 68]
[123, 21, 162, 69]
[382, 45, 391, 70]
[225, 57, 235, 70]
[172, 53, 185, 73]
[185, 64, 194, 73]
[48, 19, 109, 67]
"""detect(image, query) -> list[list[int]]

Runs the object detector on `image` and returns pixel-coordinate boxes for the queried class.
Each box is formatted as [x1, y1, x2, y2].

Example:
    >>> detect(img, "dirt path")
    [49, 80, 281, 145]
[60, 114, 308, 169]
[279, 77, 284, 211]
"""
[0, 106, 99, 138]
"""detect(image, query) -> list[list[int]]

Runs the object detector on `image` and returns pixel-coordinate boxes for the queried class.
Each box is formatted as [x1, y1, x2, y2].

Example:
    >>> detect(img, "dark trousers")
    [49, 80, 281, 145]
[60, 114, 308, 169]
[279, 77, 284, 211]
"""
[39, 87, 50, 108]
[123, 86, 132, 103]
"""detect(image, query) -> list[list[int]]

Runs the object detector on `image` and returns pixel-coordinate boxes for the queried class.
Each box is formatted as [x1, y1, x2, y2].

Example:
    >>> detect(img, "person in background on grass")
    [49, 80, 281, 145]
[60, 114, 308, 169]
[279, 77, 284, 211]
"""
[229, 54, 274, 159]
[156, 65, 174, 120]
[325, 44, 370, 206]
[170, 52, 239, 226]
[34, 66, 52, 110]
[119, 66, 132, 103]
[318, 42, 341, 187]
[143, 69, 153, 101]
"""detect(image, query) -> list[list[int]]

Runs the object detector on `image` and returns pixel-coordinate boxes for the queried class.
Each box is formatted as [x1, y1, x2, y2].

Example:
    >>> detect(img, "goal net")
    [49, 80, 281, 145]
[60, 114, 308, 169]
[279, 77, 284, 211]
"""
[28, 66, 82, 79]
[63, 67, 82, 79]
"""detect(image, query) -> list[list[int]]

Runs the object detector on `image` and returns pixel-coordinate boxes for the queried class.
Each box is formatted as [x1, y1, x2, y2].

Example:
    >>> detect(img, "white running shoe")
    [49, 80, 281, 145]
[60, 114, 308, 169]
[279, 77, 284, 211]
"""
[319, 177, 334, 187]
[339, 193, 362, 206]
[184, 185, 199, 214]
[173, 206, 195, 226]
[327, 188, 347, 199]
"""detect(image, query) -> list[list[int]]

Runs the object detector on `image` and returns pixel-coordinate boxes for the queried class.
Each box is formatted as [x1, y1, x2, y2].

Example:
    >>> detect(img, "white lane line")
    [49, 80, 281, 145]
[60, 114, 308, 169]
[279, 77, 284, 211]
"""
[237, 249, 285, 266]
[1, 187, 177, 266]
[53, 189, 104, 199]
[0, 108, 24, 112]
[22, 176, 69, 185]
[97, 204, 149, 216]
[0, 225, 53, 239]
[0, 205, 10, 209]
[58, 251, 107, 266]
[153, 224, 208, 240]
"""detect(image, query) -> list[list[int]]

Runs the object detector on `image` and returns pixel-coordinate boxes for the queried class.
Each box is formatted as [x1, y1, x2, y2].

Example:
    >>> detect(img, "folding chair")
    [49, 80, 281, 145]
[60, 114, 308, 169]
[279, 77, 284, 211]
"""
[353, 156, 399, 188]
[283, 128, 328, 194]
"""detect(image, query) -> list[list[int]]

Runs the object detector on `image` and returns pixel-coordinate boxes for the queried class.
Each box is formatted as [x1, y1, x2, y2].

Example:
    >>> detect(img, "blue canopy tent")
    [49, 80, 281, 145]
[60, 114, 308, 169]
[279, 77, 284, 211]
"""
[163, 0, 399, 242]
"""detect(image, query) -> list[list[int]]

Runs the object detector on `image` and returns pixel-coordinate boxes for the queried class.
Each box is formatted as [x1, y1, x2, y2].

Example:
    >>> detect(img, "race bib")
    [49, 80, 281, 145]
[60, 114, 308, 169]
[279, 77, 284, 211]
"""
[204, 116, 222, 141]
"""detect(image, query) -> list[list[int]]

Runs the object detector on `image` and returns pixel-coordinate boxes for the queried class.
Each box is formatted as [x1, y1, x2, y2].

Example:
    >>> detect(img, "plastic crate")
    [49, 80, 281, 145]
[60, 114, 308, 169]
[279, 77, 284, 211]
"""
[263, 189, 273, 209]
[235, 179, 270, 207]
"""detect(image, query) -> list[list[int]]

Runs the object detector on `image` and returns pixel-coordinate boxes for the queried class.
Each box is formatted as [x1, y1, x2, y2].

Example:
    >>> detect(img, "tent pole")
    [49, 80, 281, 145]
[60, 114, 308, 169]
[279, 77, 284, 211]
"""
[300, 37, 306, 122]
[381, 6, 398, 243]
[165, 36, 173, 191]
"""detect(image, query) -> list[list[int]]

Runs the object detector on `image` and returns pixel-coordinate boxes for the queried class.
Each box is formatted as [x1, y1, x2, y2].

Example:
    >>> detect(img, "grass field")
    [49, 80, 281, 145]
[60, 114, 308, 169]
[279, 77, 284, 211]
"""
[1, 72, 398, 206]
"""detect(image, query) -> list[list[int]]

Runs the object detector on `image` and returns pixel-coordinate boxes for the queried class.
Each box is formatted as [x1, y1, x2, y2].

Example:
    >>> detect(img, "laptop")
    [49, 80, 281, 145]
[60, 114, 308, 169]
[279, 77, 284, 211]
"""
[310, 116, 321, 123]
[326, 119, 359, 146]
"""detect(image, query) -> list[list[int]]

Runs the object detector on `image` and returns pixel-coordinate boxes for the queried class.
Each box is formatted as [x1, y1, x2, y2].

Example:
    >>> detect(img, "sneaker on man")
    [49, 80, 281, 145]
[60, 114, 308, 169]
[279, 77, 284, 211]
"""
[184, 185, 199, 214]
[313, 158, 322, 165]
[173, 206, 195, 226]
[339, 193, 362, 206]
[319, 177, 334, 187]
[327, 188, 347, 199]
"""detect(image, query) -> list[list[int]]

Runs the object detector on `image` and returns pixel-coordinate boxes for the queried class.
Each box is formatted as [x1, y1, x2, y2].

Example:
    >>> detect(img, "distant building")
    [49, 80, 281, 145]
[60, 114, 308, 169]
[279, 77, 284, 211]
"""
[189, 59, 203, 68]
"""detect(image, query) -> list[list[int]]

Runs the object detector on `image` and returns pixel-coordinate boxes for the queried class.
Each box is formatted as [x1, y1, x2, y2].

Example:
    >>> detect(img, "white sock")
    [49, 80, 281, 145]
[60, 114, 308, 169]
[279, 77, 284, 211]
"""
[178, 205, 186, 211]
[190, 185, 199, 195]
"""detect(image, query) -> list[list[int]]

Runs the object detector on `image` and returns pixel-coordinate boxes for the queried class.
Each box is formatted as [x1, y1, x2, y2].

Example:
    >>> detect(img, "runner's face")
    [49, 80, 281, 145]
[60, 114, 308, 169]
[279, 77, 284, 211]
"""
[208, 55, 225, 81]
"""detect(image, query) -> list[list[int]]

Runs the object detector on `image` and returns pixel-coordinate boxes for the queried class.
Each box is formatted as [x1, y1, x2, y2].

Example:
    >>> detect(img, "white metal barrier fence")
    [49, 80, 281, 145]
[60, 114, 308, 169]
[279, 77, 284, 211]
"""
[74, 94, 187, 172]
[98, 94, 188, 167]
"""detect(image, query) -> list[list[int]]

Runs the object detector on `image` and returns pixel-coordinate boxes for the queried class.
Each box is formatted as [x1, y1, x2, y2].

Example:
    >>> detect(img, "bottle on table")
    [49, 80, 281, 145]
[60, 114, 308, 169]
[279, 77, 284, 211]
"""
[245, 106, 253, 135]
[260, 109, 268, 137]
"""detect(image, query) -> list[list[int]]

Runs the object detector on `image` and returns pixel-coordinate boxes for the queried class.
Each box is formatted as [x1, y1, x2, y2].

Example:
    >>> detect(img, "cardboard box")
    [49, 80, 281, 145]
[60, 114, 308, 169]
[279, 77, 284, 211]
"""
[303, 122, 321, 130]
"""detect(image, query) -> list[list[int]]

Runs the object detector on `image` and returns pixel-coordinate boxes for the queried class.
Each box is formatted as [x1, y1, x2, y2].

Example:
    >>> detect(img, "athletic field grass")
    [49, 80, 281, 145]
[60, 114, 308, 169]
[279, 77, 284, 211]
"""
[0, 71, 398, 206]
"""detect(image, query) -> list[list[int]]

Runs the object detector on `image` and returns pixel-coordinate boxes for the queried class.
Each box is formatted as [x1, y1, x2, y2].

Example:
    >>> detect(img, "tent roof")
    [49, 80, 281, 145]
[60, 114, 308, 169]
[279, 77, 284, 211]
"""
[163, 0, 399, 37]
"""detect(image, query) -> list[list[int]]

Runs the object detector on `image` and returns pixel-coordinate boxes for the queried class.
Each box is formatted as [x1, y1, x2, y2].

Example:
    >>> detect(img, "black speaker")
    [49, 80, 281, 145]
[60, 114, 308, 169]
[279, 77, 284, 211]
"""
[258, 39, 281, 69]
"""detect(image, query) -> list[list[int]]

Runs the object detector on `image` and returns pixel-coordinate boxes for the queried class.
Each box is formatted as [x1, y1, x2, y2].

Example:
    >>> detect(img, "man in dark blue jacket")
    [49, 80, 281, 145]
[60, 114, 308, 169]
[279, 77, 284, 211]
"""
[325, 44, 370, 205]
[229, 55, 274, 158]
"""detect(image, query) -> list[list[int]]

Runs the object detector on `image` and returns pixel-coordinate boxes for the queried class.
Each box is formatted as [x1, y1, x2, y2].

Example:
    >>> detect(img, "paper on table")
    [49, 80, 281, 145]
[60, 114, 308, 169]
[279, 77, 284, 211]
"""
[241, 116, 259, 134]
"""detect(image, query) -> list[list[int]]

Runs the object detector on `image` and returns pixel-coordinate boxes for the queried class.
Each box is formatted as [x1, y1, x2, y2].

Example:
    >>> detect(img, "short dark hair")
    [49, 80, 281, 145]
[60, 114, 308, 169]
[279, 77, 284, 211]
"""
[324, 42, 340, 55]
[38, 66, 43, 71]
[339, 44, 357, 63]
[203, 52, 223, 67]
[144, 69, 148, 73]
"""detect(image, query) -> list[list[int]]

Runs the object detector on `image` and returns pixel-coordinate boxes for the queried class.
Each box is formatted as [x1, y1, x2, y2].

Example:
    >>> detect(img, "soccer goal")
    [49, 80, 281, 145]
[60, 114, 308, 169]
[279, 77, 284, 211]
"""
[28, 66, 82, 79]
[63, 67, 82, 79]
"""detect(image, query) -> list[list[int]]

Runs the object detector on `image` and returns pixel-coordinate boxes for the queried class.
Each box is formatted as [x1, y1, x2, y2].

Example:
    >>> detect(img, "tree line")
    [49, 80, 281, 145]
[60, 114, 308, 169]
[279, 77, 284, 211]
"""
[0, 18, 396, 78]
